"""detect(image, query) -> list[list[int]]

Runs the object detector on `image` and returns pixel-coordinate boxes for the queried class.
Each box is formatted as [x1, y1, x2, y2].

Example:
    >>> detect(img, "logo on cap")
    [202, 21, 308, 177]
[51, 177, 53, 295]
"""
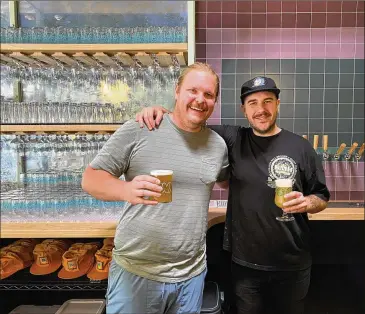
[38, 256, 49, 265]
[253, 77, 266, 87]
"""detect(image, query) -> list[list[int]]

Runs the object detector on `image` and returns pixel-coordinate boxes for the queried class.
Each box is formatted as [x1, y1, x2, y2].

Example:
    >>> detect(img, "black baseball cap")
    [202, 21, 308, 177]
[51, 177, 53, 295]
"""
[240, 76, 280, 103]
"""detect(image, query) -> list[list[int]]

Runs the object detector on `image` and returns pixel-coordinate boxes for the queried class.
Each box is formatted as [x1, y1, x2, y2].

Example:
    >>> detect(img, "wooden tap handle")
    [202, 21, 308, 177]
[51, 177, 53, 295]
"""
[322, 135, 328, 151]
[313, 135, 319, 150]
[358, 143, 365, 156]
[347, 142, 358, 156]
[302, 135, 308, 140]
[336, 143, 346, 155]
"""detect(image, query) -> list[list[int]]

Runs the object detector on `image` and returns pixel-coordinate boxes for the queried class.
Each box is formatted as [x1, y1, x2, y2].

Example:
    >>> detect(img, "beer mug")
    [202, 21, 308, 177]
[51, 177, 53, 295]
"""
[150, 170, 173, 203]
[275, 179, 295, 222]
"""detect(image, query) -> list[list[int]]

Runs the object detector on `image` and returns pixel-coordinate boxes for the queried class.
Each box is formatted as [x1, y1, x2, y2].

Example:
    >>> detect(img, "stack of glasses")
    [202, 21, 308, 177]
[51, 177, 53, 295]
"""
[0, 26, 187, 44]
[1, 133, 125, 222]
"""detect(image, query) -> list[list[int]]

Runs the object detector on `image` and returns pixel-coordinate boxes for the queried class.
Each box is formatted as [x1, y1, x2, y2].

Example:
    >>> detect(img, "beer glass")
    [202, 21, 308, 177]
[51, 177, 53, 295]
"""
[275, 179, 295, 222]
[150, 170, 173, 203]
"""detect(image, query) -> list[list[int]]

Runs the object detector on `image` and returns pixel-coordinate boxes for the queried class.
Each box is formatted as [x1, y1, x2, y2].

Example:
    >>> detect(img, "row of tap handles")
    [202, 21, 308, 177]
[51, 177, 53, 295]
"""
[302, 135, 365, 161]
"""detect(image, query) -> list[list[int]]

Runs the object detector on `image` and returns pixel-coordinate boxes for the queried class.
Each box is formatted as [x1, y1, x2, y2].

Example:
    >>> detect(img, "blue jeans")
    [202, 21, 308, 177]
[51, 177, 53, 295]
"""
[106, 260, 207, 314]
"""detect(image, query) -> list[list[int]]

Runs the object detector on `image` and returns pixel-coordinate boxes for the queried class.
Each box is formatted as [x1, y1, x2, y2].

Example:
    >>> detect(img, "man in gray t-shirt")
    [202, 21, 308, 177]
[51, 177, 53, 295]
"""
[82, 62, 229, 314]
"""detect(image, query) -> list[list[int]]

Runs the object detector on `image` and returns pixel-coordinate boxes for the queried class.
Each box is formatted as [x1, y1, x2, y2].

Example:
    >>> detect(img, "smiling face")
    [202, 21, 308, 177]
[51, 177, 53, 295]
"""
[241, 91, 281, 136]
[172, 69, 218, 132]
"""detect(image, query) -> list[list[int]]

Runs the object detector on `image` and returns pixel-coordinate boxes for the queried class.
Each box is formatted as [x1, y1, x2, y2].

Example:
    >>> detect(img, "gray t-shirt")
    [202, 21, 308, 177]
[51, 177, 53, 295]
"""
[90, 114, 229, 282]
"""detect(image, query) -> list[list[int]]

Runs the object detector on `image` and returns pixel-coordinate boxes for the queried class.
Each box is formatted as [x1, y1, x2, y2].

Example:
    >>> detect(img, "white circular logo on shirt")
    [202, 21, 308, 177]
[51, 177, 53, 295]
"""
[267, 155, 297, 188]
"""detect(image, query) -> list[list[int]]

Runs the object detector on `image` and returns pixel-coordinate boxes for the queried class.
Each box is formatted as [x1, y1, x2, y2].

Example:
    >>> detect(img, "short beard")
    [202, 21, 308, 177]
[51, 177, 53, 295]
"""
[249, 116, 277, 135]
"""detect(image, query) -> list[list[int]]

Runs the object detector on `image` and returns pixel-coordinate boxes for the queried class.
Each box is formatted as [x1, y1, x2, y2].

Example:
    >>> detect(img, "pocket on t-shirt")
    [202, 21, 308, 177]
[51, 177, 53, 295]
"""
[200, 156, 217, 185]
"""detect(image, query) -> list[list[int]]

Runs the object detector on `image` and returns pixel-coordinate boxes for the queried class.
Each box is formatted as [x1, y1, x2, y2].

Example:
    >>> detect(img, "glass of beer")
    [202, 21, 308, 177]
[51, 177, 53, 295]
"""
[275, 179, 295, 222]
[150, 170, 173, 203]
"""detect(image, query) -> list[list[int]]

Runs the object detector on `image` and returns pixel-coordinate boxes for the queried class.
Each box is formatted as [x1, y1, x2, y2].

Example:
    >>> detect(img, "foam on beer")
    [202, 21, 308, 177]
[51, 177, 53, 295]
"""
[150, 170, 173, 176]
[275, 179, 292, 187]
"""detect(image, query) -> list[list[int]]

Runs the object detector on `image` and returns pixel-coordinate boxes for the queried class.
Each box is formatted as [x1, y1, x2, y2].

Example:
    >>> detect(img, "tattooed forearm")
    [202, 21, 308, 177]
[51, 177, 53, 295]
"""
[305, 195, 328, 214]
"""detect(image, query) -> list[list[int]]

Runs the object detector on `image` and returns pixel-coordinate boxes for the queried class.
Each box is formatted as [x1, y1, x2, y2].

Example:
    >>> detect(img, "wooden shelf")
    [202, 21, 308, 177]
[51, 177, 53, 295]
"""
[1, 207, 363, 238]
[0, 43, 188, 67]
[0, 124, 120, 133]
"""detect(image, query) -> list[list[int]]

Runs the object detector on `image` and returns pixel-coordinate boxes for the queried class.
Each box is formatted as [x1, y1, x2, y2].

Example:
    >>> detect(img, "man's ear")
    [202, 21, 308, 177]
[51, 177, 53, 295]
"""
[241, 103, 247, 117]
[174, 85, 180, 101]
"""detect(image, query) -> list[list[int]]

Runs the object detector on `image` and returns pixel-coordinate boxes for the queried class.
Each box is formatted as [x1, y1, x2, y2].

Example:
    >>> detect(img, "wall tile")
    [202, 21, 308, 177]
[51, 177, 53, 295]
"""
[310, 74, 324, 88]
[207, 1, 222, 13]
[196, 13, 206, 28]
[237, 29, 251, 43]
[267, 13, 282, 28]
[342, 13, 357, 27]
[237, 1, 252, 13]
[207, 13, 222, 28]
[326, 13, 341, 27]
[237, 44, 251, 58]
[222, 13, 237, 28]
[206, 44, 222, 58]
[267, 1, 281, 13]
[252, 14, 267, 28]
[327, 1, 342, 12]
[342, 1, 358, 12]
[252, 1, 266, 13]
[265, 29, 281, 43]
[222, 44, 237, 58]
[282, 1, 297, 12]
[195, 28, 206, 43]
[237, 14, 251, 28]
[195, 1, 207, 13]
[312, 1, 327, 12]
[206, 29, 222, 43]
[222, 1, 236, 13]
[350, 191, 365, 200]
[311, 13, 327, 28]
[297, 13, 312, 28]
[282, 13, 296, 28]
[222, 29, 236, 44]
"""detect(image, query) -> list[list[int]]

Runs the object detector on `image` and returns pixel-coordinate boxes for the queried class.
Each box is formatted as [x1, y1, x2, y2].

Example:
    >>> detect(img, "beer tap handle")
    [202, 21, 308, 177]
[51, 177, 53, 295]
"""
[346, 142, 358, 158]
[322, 135, 329, 160]
[313, 135, 319, 150]
[334, 143, 346, 160]
[322, 135, 328, 152]
[356, 143, 365, 160]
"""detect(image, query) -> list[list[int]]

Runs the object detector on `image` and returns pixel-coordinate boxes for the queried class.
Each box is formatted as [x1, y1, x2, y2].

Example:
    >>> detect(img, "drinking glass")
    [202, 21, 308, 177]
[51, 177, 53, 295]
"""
[275, 179, 295, 222]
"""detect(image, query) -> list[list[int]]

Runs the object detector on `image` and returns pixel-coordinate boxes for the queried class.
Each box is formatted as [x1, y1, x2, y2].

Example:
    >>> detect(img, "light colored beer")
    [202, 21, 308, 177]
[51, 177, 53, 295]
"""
[274, 179, 292, 208]
[150, 170, 173, 203]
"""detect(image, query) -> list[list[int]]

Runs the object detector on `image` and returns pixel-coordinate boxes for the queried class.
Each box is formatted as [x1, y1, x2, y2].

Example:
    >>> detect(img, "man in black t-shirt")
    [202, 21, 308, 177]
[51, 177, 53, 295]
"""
[135, 76, 330, 314]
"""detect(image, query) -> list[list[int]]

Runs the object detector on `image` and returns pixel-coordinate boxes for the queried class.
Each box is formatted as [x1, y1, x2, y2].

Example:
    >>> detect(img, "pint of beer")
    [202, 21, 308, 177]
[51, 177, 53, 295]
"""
[150, 170, 173, 203]
[274, 179, 292, 208]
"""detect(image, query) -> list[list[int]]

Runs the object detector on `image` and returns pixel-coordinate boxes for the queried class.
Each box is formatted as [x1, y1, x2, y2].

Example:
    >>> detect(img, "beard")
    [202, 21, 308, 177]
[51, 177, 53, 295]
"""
[247, 112, 278, 135]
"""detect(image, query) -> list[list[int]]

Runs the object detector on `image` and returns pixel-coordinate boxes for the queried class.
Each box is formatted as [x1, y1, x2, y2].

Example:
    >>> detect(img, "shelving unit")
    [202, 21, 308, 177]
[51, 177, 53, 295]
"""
[0, 43, 188, 67]
[0, 124, 120, 133]
[0, 267, 107, 291]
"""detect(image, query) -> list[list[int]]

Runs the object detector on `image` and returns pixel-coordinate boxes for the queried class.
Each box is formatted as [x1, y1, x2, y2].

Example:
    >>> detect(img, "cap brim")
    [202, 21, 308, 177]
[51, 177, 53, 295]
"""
[241, 87, 280, 101]
[87, 265, 109, 281]
[58, 262, 94, 279]
[30, 261, 61, 275]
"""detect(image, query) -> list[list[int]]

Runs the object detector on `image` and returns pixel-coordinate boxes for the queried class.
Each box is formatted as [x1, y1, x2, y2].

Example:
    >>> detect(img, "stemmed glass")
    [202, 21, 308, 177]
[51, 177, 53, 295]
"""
[274, 179, 295, 222]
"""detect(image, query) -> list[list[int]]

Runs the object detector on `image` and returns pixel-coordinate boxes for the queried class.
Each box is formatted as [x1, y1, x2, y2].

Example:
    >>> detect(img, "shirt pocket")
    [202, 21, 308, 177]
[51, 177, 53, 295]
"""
[200, 156, 218, 185]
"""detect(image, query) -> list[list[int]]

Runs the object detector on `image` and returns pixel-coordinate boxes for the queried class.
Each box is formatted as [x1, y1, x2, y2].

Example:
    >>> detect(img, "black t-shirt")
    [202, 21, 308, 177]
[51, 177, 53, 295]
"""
[210, 125, 330, 271]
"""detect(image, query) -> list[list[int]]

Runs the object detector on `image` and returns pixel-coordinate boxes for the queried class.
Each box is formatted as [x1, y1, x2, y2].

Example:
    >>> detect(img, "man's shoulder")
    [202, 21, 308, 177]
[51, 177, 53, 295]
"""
[281, 130, 314, 151]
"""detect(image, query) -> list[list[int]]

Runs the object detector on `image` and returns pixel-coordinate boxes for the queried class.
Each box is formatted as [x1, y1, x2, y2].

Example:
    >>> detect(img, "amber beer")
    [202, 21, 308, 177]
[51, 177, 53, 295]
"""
[150, 170, 173, 203]
[274, 179, 292, 208]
